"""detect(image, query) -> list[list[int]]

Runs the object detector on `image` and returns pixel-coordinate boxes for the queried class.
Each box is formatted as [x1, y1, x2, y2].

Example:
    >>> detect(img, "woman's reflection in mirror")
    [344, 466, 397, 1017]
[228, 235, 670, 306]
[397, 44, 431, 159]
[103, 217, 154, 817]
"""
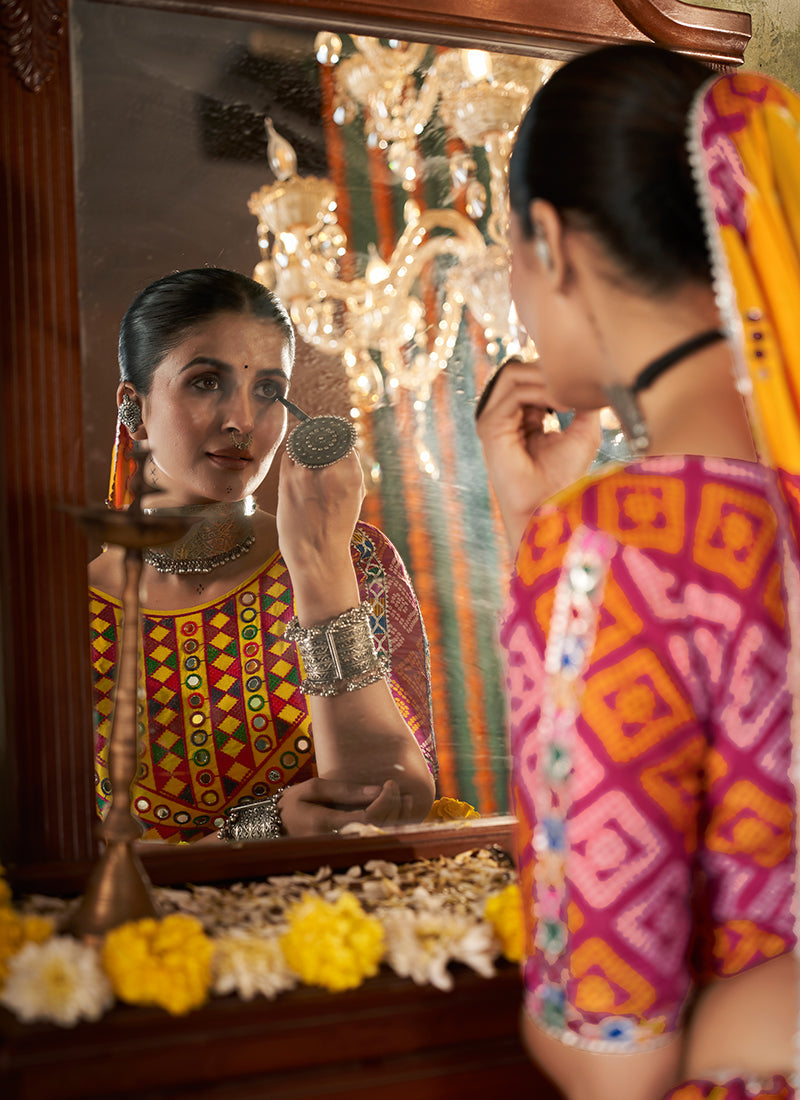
[89, 267, 437, 843]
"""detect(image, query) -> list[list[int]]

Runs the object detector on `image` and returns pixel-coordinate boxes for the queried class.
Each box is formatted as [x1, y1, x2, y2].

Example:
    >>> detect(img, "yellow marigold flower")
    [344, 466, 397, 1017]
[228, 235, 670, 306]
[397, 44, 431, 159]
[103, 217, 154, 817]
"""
[425, 797, 481, 822]
[484, 883, 524, 963]
[0, 908, 54, 988]
[281, 893, 384, 992]
[102, 913, 213, 1015]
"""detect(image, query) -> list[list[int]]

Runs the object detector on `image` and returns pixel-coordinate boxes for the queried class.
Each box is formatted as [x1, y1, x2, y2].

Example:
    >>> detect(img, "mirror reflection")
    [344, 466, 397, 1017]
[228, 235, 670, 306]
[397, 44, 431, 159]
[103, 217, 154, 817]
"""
[72, 0, 563, 840]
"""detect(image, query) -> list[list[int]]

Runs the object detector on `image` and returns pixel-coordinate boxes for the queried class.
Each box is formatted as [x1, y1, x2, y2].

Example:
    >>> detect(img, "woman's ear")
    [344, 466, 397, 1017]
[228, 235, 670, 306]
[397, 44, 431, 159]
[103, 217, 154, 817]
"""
[116, 382, 146, 439]
[530, 199, 569, 291]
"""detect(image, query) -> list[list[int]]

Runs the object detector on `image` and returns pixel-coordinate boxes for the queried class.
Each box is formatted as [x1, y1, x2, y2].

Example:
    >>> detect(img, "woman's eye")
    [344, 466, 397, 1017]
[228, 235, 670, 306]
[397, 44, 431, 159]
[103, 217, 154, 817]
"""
[191, 375, 219, 392]
[257, 380, 283, 401]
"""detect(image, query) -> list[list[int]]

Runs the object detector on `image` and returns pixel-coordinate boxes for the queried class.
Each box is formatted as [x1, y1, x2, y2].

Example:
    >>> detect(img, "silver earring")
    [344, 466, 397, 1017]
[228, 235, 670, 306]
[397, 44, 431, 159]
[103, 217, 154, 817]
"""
[603, 385, 649, 456]
[229, 429, 253, 451]
[118, 392, 142, 433]
[535, 236, 553, 271]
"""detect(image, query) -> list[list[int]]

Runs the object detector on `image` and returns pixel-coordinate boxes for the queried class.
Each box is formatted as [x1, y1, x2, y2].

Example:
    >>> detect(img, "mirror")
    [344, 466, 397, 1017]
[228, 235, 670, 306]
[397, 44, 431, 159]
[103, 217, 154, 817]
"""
[72, 0, 559, 832]
[0, 0, 750, 882]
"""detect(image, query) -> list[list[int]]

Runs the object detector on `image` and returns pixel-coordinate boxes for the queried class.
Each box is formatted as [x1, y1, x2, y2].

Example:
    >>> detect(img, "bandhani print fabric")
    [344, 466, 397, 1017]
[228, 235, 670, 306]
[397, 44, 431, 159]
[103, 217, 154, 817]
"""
[663, 1077, 795, 1100]
[91, 522, 436, 841]
[501, 455, 796, 1053]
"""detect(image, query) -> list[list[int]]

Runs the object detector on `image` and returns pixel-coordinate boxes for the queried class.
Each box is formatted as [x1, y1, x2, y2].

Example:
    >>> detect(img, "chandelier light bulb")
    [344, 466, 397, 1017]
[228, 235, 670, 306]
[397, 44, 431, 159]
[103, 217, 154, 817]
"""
[264, 118, 298, 181]
[314, 31, 342, 65]
[461, 49, 493, 84]
[365, 245, 390, 286]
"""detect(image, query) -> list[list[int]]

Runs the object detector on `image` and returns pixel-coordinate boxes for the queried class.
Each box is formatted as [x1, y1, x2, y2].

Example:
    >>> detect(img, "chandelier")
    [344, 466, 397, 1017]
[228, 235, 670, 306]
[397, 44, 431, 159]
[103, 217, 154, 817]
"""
[248, 35, 557, 464]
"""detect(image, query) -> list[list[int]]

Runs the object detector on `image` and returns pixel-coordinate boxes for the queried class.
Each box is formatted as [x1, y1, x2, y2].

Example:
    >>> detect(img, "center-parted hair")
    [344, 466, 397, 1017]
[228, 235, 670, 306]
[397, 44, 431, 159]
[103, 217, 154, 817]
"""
[119, 267, 295, 391]
[509, 44, 714, 293]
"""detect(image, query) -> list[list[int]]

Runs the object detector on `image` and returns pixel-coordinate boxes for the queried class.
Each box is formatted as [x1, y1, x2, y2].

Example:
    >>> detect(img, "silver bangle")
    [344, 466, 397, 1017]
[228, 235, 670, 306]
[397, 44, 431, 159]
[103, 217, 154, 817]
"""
[285, 601, 389, 696]
[217, 791, 285, 841]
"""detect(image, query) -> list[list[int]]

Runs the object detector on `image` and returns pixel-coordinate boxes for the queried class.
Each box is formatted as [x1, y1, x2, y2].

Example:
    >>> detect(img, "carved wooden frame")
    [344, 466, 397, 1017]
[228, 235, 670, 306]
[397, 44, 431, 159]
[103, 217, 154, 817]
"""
[0, 0, 750, 890]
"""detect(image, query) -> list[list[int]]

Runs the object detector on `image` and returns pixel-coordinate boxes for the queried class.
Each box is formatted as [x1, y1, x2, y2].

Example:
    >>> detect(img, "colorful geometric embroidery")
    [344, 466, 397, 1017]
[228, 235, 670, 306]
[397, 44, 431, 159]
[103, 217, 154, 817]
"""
[503, 457, 796, 1052]
[92, 523, 436, 841]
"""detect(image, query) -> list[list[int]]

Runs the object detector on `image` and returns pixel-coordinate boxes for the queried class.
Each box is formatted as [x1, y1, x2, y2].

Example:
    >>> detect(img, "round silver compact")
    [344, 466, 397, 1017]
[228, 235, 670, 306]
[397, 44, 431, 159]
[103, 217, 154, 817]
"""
[285, 415, 358, 469]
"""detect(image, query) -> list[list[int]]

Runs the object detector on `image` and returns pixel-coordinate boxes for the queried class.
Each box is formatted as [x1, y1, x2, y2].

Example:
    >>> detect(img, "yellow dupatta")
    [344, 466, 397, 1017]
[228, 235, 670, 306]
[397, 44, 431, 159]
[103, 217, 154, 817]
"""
[690, 71, 800, 474]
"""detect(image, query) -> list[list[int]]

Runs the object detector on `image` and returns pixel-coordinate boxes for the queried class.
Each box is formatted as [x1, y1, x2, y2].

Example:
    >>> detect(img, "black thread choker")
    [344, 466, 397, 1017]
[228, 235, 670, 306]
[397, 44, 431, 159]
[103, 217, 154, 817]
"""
[632, 328, 725, 395]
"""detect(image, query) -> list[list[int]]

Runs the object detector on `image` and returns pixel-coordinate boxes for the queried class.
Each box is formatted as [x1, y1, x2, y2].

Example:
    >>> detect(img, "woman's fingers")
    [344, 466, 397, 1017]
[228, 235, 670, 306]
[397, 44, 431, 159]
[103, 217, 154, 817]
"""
[283, 777, 382, 808]
[278, 778, 407, 835]
[476, 359, 558, 425]
[278, 778, 376, 836]
[363, 780, 404, 826]
[476, 359, 602, 548]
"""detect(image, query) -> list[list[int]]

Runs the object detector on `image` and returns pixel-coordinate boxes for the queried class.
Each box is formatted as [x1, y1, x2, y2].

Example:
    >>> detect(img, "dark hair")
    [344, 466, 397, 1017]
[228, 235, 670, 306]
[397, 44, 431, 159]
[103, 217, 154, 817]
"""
[119, 267, 295, 391]
[509, 44, 713, 293]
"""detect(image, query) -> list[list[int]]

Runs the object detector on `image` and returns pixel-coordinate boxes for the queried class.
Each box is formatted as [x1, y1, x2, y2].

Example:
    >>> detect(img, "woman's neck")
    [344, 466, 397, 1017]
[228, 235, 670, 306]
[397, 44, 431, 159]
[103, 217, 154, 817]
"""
[141, 496, 257, 576]
[582, 272, 757, 461]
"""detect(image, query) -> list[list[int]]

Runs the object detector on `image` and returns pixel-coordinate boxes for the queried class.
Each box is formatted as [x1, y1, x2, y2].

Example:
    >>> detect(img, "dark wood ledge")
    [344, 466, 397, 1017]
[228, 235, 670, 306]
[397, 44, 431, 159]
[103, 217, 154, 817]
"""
[0, 961, 563, 1100]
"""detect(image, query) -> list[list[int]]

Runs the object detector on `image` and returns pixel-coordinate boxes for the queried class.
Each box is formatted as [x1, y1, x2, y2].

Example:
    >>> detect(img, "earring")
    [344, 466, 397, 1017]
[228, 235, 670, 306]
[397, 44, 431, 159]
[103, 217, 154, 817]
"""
[118, 392, 142, 433]
[603, 384, 649, 456]
[534, 236, 553, 271]
[532, 222, 553, 271]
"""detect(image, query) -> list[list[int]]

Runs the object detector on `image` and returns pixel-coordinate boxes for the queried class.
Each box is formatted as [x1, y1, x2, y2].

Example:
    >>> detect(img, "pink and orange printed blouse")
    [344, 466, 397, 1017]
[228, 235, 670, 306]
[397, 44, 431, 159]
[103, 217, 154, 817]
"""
[91, 522, 437, 841]
[501, 455, 796, 1052]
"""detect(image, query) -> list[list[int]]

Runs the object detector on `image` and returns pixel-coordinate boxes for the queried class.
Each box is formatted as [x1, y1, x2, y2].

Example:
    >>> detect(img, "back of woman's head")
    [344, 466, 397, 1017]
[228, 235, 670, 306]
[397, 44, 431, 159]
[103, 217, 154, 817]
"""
[119, 267, 295, 390]
[509, 44, 713, 293]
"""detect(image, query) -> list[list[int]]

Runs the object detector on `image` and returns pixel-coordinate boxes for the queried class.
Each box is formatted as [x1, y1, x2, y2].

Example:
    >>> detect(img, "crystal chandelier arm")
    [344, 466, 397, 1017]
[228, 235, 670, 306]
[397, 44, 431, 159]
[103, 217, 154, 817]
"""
[293, 207, 485, 309]
[350, 36, 430, 75]
[484, 132, 515, 248]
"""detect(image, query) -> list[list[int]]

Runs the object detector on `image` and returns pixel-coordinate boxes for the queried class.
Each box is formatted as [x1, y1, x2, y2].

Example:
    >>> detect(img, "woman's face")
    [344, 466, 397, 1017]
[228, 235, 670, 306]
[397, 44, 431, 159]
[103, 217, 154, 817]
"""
[137, 312, 292, 506]
[509, 209, 607, 410]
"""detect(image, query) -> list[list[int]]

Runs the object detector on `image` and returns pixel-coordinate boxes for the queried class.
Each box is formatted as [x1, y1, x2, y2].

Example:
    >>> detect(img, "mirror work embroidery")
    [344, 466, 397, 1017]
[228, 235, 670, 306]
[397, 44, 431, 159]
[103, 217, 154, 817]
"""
[91, 524, 436, 841]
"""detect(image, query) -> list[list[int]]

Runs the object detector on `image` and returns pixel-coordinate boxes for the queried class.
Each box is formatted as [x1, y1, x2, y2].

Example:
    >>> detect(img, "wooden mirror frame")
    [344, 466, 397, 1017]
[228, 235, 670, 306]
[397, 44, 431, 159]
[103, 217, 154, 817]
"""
[0, 0, 750, 892]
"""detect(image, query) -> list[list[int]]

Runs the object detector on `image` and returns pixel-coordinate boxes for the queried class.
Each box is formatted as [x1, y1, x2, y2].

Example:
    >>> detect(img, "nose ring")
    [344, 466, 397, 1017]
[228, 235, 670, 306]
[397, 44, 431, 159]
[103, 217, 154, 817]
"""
[229, 429, 253, 451]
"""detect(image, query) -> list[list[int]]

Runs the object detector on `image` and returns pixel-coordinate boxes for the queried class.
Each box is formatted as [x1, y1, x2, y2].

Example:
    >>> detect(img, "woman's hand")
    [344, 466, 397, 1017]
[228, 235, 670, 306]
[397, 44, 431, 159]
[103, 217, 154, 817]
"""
[476, 358, 601, 550]
[276, 449, 365, 623]
[278, 777, 411, 836]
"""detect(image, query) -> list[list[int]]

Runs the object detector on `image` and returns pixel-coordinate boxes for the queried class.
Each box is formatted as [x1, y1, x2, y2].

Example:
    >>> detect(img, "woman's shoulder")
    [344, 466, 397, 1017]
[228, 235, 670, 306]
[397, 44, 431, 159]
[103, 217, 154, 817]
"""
[515, 454, 777, 587]
[351, 521, 414, 585]
[352, 520, 397, 561]
[88, 546, 126, 599]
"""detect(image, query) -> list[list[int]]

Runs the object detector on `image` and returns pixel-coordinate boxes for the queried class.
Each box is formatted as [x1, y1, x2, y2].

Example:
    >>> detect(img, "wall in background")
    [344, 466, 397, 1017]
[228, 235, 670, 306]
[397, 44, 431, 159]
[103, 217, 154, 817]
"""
[694, 0, 800, 83]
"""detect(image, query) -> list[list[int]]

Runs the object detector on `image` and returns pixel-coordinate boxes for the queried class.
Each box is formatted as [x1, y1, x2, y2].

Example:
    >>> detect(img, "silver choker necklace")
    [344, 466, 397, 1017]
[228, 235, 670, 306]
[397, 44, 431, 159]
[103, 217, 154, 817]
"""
[142, 497, 256, 575]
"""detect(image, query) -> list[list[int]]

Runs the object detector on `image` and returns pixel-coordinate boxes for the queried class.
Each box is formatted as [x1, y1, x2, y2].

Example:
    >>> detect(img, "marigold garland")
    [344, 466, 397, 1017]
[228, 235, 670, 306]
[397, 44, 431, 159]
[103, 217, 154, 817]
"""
[102, 913, 213, 1015]
[425, 796, 481, 822]
[3, 850, 519, 1026]
[281, 893, 385, 992]
[484, 883, 524, 963]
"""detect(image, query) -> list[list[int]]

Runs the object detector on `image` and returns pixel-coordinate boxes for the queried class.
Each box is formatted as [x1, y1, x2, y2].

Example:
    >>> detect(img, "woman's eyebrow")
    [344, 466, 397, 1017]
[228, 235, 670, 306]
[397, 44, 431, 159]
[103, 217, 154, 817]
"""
[180, 356, 288, 381]
[180, 356, 233, 373]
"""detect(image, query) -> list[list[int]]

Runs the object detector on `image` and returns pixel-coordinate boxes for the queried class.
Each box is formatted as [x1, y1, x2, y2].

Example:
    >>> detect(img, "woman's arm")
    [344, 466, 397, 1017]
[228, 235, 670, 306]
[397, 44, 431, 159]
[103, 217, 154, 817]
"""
[276, 449, 436, 826]
[475, 358, 601, 549]
[683, 954, 798, 1081]
[522, 1014, 683, 1100]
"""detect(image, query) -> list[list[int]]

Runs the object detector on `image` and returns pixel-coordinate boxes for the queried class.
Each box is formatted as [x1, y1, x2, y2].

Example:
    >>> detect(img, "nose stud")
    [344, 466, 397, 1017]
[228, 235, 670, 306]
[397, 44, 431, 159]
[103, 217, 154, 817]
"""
[229, 429, 253, 451]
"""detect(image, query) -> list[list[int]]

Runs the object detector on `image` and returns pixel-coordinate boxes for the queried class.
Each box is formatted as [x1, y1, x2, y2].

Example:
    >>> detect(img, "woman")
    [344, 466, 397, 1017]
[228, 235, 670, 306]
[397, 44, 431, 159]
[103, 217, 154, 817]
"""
[90, 267, 436, 841]
[477, 45, 799, 1100]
